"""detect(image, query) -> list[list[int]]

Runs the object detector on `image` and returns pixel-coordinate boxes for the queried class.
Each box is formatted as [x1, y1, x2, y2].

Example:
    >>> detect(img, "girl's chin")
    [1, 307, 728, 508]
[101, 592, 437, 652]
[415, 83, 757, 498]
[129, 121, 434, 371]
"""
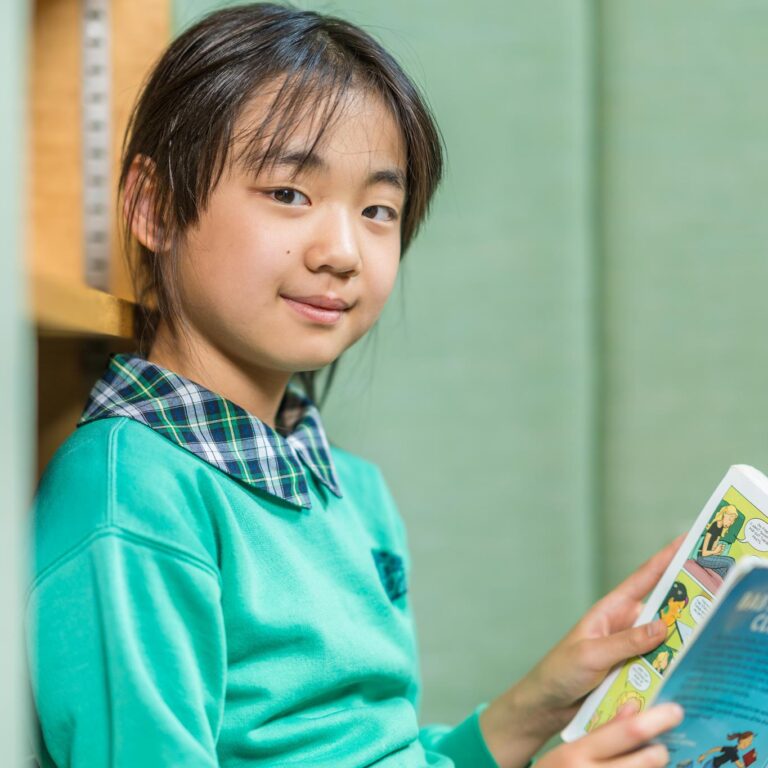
[289, 339, 355, 371]
[238, 336, 354, 375]
[280, 351, 345, 374]
[224, 346, 342, 378]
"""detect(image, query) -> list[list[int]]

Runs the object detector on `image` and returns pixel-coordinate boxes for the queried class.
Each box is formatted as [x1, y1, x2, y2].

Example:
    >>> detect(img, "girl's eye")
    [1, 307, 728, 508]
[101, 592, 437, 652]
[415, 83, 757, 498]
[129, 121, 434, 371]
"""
[270, 188, 309, 206]
[362, 205, 398, 222]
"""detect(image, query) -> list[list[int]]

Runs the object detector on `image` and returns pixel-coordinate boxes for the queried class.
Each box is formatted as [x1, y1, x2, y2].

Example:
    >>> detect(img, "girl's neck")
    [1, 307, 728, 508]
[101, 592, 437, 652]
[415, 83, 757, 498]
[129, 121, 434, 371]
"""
[146, 323, 292, 430]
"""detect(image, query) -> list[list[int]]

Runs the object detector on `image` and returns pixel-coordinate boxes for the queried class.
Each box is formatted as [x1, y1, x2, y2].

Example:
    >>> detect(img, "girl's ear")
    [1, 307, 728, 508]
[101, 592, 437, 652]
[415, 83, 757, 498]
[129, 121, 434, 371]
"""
[123, 153, 169, 253]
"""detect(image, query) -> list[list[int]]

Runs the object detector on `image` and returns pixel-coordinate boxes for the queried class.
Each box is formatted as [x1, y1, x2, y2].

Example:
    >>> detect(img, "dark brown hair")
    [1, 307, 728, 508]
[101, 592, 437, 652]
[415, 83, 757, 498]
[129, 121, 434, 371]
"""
[118, 2, 444, 404]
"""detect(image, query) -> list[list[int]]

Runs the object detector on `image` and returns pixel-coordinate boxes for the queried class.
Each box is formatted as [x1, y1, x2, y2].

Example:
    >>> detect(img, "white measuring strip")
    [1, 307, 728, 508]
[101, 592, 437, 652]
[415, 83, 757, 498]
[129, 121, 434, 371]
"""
[81, 0, 111, 290]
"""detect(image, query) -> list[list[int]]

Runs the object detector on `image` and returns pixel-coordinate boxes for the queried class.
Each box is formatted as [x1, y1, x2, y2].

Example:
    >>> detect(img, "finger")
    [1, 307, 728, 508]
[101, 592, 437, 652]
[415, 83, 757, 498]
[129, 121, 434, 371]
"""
[601, 595, 645, 636]
[585, 703, 684, 759]
[609, 744, 669, 768]
[581, 619, 668, 671]
[613, 702, 641, 722]
[612, 534, 685, 602]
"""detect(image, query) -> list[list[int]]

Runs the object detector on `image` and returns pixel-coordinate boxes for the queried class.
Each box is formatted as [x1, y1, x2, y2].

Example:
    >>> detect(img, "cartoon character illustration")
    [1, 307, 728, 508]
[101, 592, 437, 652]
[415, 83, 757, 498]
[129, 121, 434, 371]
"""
[659, 581, 690, 644]
[644, 642, 676, 675]
[697, 505, 742, 580]
[640, 581, 691, 675]
[697, 731, 757, 767]
[613, 690, 645, 718]
[585, 689, 646, 731]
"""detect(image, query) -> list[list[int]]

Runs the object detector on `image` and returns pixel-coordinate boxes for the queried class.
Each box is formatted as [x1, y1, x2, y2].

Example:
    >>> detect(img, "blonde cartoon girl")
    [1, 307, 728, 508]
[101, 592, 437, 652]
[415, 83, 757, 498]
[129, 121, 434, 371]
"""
[615, 690, 646, 718]
[26, 4, 685, 767]
[586, 690, 646, 732]
[697, 505, 740, 579]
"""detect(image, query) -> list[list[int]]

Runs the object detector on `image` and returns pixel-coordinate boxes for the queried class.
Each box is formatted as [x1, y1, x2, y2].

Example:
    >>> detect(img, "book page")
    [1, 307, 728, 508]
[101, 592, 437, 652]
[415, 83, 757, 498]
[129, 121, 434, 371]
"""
[653, 562, 768, 768]
[563, 467, 768, 740]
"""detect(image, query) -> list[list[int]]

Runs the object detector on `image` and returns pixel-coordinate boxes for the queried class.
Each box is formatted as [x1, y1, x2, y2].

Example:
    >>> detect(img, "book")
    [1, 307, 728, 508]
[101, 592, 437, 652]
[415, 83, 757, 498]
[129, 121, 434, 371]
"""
[562, 465, 768, 754]
[651, 557, 768, 767]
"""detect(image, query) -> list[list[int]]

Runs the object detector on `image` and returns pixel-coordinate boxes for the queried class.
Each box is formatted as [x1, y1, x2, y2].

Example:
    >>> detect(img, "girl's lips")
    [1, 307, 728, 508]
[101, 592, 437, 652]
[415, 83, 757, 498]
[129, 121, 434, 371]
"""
[282, 296, 346, 325]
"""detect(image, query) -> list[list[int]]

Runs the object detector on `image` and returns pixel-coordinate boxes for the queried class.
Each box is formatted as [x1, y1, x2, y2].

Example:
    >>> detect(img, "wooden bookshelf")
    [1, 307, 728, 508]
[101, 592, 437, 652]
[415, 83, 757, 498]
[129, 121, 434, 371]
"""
[33, 272, 134, 339]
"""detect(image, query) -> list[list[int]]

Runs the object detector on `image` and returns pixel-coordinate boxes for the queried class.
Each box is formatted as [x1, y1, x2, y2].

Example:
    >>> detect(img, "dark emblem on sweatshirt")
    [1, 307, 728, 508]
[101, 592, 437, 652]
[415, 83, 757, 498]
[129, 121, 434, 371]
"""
[371, 549, 407, 603]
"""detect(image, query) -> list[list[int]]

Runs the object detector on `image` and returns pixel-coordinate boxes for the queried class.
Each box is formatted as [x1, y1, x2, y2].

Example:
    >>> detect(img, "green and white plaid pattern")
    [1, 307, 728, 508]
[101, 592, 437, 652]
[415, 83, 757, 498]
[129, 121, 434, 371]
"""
[78, 353, 342, 509]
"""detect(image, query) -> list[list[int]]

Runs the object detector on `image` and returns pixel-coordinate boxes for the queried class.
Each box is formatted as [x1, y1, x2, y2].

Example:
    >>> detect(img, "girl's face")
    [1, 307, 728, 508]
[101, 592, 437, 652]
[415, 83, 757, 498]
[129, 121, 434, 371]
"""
[155, 88, 406, 377]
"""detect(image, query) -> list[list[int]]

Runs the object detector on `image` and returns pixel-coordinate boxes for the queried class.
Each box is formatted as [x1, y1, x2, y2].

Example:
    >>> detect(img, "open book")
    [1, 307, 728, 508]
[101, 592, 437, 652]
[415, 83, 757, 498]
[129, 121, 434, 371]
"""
[563, 465, 768, 764]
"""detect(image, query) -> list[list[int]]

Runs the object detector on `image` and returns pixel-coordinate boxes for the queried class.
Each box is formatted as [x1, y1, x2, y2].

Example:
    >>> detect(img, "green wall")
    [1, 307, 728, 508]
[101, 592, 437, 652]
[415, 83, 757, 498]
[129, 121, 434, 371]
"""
[598, 0, 768, 590]
[3, 1, 33, 765]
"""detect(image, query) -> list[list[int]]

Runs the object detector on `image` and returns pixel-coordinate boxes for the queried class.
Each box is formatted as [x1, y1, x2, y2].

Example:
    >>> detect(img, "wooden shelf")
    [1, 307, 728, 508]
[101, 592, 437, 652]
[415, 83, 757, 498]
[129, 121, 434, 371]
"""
[32, 271, 134, 338]
[30, 0, 169, 477]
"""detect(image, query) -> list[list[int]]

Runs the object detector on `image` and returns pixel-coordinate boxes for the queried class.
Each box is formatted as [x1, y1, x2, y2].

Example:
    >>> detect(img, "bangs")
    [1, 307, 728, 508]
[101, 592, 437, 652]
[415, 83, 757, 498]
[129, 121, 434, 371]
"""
[229, 68, 360, 183]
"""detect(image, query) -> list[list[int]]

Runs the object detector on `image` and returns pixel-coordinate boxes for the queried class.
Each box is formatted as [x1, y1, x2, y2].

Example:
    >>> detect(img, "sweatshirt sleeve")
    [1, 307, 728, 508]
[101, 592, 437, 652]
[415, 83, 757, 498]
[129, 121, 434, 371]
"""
[418, 706, 501, 768]
[26, 530, 226, 767]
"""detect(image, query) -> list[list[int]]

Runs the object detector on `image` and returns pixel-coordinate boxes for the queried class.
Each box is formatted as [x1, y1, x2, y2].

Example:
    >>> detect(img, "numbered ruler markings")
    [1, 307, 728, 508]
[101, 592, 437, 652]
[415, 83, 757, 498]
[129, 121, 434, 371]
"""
[81, 0, 111, 290]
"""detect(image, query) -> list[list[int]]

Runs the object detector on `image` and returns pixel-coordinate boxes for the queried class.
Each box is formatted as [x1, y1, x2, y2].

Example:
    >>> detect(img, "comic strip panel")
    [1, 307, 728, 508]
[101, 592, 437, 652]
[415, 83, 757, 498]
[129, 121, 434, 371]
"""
[585, 658, 658, 732]
[643, 569, 714, 677]
[685, 487, 768, 594]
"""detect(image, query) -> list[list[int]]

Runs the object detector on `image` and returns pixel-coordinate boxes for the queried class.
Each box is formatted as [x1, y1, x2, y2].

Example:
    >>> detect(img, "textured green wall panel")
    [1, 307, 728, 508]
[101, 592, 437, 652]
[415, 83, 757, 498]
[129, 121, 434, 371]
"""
[175, 0, 597, 723]
[2, 1, 33, 764]
[599, 2, 768, 589]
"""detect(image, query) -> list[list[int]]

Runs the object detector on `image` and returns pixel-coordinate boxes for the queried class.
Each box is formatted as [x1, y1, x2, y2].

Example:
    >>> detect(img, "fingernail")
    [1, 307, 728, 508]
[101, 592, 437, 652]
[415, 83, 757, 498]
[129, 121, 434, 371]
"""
[647, 619, 665, 637]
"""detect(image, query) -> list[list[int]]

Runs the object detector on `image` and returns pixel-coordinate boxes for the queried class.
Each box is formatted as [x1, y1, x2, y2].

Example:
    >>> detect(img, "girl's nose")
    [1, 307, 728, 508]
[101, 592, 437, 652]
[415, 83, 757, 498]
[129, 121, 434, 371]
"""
[304, 206, 361, 276]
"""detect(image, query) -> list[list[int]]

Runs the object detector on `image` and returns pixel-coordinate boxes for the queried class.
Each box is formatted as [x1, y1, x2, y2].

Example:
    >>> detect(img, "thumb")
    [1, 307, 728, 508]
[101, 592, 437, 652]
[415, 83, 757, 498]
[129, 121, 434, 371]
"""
[587, 619, 667, 670]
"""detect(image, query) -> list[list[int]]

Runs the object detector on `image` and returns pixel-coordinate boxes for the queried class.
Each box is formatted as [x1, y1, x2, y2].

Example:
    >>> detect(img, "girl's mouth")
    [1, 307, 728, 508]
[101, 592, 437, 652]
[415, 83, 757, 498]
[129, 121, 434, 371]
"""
[281, 296, 347, 325]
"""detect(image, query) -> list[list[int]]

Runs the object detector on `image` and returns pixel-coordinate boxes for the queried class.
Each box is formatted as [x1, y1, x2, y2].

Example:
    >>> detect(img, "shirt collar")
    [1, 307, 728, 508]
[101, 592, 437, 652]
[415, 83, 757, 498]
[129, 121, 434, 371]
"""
[77, 352, 343, 510]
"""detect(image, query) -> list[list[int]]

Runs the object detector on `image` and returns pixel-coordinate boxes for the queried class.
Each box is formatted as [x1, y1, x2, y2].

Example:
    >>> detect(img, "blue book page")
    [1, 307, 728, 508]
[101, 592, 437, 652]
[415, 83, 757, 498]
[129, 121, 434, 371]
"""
[653, 563, 768, 768]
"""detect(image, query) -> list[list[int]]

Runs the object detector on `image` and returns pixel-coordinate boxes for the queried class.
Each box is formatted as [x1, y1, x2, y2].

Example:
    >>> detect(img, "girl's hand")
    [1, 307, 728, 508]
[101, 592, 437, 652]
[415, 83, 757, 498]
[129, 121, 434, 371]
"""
[535, 703, 684, 768]
[479, 534, 685, 768]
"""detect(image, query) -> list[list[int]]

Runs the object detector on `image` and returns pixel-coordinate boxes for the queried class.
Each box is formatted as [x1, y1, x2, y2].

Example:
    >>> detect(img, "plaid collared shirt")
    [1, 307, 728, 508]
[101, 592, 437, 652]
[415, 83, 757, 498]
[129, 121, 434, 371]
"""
[78, 353, 342, 509]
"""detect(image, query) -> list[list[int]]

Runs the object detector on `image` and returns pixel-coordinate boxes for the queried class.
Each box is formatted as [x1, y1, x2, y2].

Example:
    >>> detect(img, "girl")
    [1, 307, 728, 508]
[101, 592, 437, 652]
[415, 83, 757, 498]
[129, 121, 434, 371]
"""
[27, 4, 684, 767]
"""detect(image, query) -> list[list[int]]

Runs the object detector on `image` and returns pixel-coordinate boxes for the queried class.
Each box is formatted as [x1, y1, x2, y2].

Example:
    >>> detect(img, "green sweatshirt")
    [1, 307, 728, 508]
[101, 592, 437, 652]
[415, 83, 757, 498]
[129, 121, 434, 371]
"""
[26, 416, 500, 767]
